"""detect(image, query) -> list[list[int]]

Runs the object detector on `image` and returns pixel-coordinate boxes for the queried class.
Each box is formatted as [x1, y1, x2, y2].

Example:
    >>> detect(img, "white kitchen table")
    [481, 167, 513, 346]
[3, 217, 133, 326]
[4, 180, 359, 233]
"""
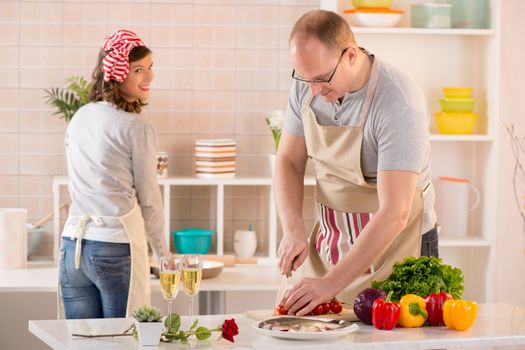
[29, 303, 525, 350]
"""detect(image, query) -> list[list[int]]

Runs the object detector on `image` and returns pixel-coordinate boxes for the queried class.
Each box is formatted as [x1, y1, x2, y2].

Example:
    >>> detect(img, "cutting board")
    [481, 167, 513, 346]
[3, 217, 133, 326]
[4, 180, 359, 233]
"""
[245, 308, 359, 322]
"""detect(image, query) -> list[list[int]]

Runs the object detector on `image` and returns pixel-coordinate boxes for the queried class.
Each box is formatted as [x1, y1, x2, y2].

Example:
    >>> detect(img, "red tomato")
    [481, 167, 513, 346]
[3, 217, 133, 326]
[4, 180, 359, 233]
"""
[322, 303, 330, 314]
[276, 304, 288, 315]
[312, 304, 324, 316]
[330, 300, 343, 314]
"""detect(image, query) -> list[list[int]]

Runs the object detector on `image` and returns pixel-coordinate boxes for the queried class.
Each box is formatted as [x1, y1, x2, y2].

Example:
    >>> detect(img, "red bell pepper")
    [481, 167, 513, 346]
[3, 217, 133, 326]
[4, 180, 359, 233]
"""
[425, 291, 453, 326]
[372, 291, 400, 330]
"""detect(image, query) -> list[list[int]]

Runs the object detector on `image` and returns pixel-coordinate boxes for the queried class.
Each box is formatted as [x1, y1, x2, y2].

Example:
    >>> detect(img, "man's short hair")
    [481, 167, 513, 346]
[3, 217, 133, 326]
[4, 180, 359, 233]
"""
[289, 10, 355, 52]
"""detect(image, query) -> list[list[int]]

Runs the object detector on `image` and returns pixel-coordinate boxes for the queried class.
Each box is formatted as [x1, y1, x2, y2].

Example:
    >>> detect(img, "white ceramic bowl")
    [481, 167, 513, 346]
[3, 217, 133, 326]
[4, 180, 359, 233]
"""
[344, 9, 403, 28]
[202, 260, 224, 279]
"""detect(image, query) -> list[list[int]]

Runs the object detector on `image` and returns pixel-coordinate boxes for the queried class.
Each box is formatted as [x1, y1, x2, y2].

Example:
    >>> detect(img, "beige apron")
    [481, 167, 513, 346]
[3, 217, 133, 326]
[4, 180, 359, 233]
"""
[57, 199, 150, 318]
[302, 54, 424, 304]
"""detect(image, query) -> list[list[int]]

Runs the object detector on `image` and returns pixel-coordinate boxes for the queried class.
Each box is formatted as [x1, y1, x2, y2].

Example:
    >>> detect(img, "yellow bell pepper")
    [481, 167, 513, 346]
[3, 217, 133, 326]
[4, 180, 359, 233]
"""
[443, 299, 478, 331]
[398, 294, 428, 327]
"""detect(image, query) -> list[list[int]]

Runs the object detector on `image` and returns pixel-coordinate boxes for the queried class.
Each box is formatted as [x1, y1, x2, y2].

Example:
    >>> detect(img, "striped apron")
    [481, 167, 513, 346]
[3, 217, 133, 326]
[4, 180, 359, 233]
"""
[302, 54, 424, 304]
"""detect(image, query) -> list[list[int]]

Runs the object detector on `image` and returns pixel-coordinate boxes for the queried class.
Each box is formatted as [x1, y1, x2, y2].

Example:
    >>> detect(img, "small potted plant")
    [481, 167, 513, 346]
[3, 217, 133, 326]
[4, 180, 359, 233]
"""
[132, 304, 164, 346]
[265, 110, 284, 151]
[43, 76, 92, 122]
[265, 110, 284, 175]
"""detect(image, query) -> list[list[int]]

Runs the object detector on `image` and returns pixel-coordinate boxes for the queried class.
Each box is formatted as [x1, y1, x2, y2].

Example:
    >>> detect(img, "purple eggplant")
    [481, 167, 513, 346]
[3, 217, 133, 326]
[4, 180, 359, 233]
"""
[353, 288, 387, 325]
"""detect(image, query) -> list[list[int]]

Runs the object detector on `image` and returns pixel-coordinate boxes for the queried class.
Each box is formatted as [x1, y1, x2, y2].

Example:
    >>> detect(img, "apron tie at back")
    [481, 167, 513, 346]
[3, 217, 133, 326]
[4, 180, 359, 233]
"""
[73, 214, 103, 269]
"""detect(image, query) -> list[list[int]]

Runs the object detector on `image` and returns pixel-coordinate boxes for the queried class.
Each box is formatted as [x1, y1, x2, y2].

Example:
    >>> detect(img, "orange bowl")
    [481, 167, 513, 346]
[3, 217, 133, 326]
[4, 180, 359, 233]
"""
[344, 8, 403, 27]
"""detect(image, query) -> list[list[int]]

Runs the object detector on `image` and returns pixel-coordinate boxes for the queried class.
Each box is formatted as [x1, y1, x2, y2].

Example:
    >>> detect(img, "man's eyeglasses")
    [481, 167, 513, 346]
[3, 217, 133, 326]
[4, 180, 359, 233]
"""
[291, 47, 349, 85]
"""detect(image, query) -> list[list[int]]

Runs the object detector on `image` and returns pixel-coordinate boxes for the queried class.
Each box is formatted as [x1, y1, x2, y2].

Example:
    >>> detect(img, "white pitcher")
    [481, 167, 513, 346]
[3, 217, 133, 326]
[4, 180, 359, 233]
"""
[435, 177, 480, 237]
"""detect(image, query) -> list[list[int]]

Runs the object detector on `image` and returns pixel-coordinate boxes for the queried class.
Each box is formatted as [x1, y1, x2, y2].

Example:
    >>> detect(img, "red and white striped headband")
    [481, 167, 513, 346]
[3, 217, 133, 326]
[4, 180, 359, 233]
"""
[101, 29, 145, 83]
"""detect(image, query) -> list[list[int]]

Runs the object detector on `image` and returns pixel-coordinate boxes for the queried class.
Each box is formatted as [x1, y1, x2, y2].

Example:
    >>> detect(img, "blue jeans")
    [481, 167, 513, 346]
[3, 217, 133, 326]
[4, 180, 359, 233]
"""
[421, 225, 439, 258]
[59, 237, 131, 319]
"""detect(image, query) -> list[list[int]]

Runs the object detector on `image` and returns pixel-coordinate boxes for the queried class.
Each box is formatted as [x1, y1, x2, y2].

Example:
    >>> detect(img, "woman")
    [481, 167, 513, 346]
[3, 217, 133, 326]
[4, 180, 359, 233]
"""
[58, 29, 169, 319]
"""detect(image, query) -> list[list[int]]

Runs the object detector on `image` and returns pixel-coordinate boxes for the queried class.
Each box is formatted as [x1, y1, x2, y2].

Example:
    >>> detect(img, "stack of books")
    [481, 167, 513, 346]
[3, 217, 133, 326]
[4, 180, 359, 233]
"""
[194, 139, 236, 178]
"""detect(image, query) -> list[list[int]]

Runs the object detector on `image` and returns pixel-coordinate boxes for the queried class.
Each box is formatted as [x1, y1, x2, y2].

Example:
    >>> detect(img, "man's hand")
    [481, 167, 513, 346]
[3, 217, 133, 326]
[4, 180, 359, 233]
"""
[282, 276, 335, 316]
[277, 232, 308, 275]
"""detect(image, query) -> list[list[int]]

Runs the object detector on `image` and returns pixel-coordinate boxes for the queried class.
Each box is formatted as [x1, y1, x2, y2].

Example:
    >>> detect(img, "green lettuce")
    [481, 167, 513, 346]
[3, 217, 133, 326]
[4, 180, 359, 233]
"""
[371, 256, 464, 301]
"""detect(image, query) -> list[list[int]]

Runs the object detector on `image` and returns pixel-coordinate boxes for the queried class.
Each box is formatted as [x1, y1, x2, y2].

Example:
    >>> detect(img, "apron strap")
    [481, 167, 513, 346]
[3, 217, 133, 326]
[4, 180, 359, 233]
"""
[73, 214, 103, 269]
[357, 56, 381, 128]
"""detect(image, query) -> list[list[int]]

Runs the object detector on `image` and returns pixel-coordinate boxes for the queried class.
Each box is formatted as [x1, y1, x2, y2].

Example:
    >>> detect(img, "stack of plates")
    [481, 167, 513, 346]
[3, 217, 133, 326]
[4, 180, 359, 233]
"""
[194, 139, 236, 178]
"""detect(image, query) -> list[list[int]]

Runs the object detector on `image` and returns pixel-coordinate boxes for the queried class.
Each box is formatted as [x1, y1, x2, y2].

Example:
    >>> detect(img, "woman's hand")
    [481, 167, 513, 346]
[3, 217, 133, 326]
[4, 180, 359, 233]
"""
[277, 232, 308, 275]
[282, 276, 336, 316]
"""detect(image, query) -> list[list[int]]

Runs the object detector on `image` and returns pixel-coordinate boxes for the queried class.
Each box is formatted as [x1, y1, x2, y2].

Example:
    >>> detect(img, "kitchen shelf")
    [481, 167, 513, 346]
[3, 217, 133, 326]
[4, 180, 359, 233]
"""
[430, 134, 495, 142]
[352, 27, 495, 36]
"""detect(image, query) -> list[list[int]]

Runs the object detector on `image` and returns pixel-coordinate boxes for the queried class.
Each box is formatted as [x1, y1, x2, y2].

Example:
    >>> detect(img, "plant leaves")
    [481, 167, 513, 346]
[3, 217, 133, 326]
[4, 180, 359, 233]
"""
[43, 76, 92, 122]
[195, 327, 212, 340]
[164, 313, 181, 333]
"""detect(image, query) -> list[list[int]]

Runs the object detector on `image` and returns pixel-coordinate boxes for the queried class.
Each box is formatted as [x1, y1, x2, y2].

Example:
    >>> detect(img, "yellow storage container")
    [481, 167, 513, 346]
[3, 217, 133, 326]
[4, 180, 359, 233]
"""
[435, 112, 478, 134]
[443, 87, 473, 99]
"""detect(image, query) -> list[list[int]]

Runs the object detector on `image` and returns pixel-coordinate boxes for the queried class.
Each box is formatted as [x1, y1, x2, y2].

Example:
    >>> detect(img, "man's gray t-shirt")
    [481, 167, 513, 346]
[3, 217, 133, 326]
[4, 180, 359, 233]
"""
[284, 59, 437, 233]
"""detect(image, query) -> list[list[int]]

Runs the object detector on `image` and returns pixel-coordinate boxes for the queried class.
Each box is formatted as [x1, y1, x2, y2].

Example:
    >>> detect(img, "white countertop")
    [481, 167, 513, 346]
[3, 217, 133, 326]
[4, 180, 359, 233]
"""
[28, 303, 525, 350]
[0, 264, 297, 293]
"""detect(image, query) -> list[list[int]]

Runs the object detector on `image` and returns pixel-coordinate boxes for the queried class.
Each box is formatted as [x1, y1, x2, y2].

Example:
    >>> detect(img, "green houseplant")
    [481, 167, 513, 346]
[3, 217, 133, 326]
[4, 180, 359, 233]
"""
[44, 76, 92, 122]
[132, 304, 164, 346]
[265, 110, 284, 175]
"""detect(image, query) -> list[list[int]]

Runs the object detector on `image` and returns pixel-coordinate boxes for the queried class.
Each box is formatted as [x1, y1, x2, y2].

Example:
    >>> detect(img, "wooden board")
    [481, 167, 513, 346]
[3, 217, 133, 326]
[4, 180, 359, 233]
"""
[245, 308, 359, 322]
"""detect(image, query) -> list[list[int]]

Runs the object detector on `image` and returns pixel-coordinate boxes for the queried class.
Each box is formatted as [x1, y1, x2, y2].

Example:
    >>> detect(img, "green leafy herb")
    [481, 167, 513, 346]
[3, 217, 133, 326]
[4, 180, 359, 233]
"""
[371, 256, 464, 301]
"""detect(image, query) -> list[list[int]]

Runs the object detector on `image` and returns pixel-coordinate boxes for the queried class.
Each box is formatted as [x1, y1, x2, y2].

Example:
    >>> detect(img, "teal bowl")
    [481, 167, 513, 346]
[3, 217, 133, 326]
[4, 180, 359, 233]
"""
[172, 228, 214, 254]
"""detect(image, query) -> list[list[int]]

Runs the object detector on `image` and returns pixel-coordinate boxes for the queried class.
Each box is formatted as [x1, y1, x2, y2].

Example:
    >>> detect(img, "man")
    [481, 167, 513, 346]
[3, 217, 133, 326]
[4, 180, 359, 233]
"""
[275, 10, 438, 316]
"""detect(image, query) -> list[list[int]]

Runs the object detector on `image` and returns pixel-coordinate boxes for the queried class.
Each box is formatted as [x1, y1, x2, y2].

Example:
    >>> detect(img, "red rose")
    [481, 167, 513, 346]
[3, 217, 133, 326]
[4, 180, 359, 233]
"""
[221, 318, 239, 343]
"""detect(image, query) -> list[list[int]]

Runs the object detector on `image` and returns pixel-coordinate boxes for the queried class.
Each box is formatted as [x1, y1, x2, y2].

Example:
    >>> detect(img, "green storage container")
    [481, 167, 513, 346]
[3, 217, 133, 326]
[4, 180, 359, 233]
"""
[172, 228, 214, 254]
[447, 0, 487, 29]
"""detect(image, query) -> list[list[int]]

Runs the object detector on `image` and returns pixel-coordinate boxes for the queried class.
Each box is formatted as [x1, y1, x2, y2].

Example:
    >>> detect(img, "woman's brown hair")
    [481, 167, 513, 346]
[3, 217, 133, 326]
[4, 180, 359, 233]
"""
[88, 45, 151, 114]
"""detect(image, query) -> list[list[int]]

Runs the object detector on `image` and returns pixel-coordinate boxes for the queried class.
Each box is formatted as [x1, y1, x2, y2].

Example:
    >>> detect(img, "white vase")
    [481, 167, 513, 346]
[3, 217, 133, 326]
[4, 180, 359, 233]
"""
[233, 229, 257, 258]
[135, 320, 164, 346]
[268, 153, 276, 176]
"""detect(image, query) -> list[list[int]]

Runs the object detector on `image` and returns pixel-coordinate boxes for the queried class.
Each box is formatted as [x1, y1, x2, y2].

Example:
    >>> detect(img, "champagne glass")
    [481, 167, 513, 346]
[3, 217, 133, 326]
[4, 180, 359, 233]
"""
[160, 256, 181, 328]
[181, 255, 203, 327]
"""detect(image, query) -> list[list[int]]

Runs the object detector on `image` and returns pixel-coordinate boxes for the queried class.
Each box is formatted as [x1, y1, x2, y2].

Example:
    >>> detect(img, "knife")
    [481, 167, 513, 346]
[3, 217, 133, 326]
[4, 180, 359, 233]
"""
[275, 274, 288, 307]
[274, 264, 293, 307]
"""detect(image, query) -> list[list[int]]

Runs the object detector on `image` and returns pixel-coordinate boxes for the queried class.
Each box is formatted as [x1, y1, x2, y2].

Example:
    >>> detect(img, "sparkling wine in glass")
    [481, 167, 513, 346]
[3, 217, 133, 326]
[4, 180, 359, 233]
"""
[160, 256, 181, 328]
[181, 255, 202, 327]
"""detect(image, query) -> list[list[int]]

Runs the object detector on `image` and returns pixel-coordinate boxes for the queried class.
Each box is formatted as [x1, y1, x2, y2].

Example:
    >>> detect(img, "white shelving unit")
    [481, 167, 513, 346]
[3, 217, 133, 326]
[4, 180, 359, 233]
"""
[52, 174, 494, 261]
[321, 0, 501, 302]
[52, 176, 317, 266]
